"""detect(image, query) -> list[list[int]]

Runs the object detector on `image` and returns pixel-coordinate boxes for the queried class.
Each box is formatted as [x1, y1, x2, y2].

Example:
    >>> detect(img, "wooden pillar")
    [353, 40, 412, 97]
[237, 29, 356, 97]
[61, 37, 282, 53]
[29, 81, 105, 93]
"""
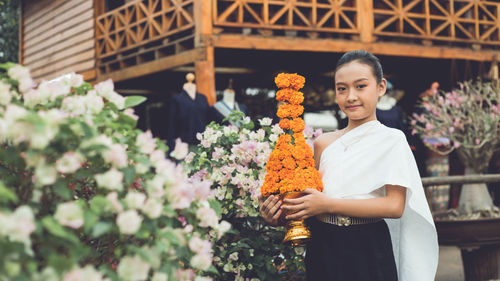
[194, 0, 216, 105]
[357, 0, 374, 43]
[19, 0, 24, 64]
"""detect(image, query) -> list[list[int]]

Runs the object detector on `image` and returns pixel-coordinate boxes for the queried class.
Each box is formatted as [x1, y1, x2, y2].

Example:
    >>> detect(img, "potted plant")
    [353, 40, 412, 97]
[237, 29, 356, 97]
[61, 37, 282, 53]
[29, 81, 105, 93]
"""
[411, 79, 500, 281]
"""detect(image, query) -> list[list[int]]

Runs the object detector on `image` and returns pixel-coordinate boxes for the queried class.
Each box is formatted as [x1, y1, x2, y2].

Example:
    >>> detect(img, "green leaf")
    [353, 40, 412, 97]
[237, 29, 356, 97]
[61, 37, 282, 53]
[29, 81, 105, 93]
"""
[117, 113, 137, 128]
[83, 211, 99, 233]
[89, 195, 110, 215]
[53, 180, 71, 200]
[48, 254, 73, 273]
[122, 166, 136, 186]
[124, 96, 147, 108]
[92, 222, 113, 238]
[0, 181, 18, 203]
[208, 199, 222, 217]
[41, 217, 79, 243]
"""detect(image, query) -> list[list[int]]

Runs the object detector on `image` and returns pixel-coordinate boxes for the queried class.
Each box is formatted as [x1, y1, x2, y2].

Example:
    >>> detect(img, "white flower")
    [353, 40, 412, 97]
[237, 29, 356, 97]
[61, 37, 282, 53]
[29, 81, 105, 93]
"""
[151, 272, 168, 281]
[56, 151, 83, 174]
[108, 91, 125, 110]
[6, 206, 36, 244]
[60, 72, 84, 88]
[63, 265, 103, 281]
[188, 236, 212, 254]
[125, 192, 146, 209]
[215, 220, 231, 238]
[194, 276, 212, 281]
[94, 79, 114, 99]
[146, 175, 166, 198]
[141, 199, 163, 219]
[184, 152, 195, 164]
[269, 133, 278, 142]
[124, 108, 139, 120]
[84, 90, 104, 114]
[149, 149, 165, 167]
[62, 96, 86, 116]
[258, 117, 272, 126]
[106, 192, 123, 213]
[229, 252, 239, 261]
[0, 80, 12, 105]
[54, 201, 84, 229]
[103, 143, 128, 168]
[95, 168, 124, 191]
[191, 254, 212, 270]
[35, 164, 57, 186]
[8, 65, 34, 92]
[196, 206, 218, 228]
[136, 130, 156, 154]
[116, 210, 143, 235]
[117, 255, 150, 281]
[170, 138, 188, 160]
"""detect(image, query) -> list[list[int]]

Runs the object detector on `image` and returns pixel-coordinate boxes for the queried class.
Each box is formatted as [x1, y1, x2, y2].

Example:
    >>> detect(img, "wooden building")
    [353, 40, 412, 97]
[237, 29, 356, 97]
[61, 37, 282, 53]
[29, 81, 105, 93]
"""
[19, 0, 500, 108]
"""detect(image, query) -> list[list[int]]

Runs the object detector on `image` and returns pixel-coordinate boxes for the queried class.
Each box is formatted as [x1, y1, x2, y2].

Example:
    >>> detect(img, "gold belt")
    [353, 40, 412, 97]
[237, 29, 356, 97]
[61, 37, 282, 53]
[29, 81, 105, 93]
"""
[316, 214, 382, 226]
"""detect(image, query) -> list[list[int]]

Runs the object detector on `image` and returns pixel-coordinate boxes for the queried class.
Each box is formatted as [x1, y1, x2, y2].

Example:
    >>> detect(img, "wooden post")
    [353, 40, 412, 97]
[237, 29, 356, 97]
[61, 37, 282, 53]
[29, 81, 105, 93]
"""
[194, 0, 216, 105]
[357, 0, 374, 43]
[19, 0, 24, 64]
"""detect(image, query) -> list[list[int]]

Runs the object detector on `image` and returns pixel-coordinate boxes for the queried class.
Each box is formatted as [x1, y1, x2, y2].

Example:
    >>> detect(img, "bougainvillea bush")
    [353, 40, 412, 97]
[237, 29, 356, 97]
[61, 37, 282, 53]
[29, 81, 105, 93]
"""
[0, 63, 228, 281]
[186, 112, 321, 281]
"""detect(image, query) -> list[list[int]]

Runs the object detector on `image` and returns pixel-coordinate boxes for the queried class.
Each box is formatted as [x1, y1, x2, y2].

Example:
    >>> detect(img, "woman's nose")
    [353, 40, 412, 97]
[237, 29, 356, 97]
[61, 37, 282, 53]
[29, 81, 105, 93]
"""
[347, 89, 357, 101]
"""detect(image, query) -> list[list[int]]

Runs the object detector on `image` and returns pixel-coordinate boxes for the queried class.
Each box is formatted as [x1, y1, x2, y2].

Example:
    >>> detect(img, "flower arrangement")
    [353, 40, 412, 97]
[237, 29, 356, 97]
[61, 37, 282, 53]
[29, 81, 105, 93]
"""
[410, 79, 500, 215]
[261, 73, 323, 197]
[0, 63, 227, 280]
[186, 111, 321, 280]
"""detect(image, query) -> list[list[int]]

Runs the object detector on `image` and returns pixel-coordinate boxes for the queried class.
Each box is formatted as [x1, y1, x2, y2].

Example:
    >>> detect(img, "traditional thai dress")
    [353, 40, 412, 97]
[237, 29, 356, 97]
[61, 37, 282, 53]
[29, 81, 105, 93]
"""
[306, 120, 438, 281]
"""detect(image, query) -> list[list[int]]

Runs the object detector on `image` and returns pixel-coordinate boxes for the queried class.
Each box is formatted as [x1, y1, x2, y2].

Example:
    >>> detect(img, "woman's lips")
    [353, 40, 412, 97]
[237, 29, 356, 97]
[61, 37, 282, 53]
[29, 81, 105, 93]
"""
[346, 105, 361, 110]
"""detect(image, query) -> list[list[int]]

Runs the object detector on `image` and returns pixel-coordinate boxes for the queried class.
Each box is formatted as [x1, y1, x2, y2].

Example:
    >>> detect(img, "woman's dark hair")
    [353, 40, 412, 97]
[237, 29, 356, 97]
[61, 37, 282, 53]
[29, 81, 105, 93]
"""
[335, 50, 383, 83]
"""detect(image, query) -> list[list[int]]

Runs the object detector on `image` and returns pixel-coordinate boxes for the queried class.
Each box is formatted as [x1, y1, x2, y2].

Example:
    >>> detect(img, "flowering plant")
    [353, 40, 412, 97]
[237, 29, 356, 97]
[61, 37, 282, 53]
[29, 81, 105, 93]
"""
[186, 111, 321, 280]
[0, 63, 226, 281]
[410, 80, 500, 214]
[261, 73, 323, 196]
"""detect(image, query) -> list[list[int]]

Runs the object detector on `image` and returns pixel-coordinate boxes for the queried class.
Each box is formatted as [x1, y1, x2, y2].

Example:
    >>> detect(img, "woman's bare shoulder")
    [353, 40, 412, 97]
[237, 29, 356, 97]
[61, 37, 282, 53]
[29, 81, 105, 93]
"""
[314, 130, 344, 151]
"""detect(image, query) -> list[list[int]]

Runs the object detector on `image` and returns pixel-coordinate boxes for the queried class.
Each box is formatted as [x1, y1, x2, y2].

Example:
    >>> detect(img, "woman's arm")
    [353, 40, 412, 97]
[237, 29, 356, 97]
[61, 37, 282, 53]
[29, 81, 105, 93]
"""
[282, 185, 406, 220]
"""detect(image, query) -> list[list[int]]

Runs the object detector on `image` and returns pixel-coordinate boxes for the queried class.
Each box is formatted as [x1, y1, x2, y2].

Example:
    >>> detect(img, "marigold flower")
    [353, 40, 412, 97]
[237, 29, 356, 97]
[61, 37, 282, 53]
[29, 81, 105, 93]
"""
[261, 73, 324, 196]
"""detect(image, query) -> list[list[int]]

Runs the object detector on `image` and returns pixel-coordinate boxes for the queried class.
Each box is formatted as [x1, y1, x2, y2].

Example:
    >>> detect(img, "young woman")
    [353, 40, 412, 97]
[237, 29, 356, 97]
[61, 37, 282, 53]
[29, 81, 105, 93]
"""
[259, 50, 438, 281]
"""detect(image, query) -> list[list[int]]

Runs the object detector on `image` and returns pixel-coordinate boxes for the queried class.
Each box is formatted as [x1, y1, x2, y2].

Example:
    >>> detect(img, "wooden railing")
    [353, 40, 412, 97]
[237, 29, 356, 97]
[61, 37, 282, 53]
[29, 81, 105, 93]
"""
[95, 0, 196, 74]
[213, 0, 500, 47]
[213, 0, 359, 35]
[373, 0, 500, 46]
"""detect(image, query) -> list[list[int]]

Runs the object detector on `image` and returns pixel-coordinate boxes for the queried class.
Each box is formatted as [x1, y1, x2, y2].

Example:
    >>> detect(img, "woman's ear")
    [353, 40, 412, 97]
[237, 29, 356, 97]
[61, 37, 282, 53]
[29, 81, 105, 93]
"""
[378, 78, 387, 98]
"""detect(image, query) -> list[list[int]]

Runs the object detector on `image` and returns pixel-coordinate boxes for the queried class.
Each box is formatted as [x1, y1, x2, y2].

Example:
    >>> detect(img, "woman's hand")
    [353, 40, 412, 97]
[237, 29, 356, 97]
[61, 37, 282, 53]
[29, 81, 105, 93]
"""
[281, 188, 331, 220]
[258, 194, 283, 226]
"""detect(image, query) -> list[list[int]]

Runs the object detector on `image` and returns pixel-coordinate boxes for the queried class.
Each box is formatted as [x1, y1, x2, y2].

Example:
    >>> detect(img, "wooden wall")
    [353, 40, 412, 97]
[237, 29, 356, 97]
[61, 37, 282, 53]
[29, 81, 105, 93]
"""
[21, 0, 96, 81]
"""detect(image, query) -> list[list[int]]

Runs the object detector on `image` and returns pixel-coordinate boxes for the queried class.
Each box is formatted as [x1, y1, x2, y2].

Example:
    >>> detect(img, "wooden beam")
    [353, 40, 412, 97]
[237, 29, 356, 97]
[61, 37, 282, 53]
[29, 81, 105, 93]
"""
[194, 0, 216, 105]
[80, 69, 96, 81]
[19, 0, 24, 64]
[195, 46, 216, 105]
[213, 34, 500, 62]
[171, 66, 256, 74]
[357, 0, 374, 43]
[97, 48, 204, 82]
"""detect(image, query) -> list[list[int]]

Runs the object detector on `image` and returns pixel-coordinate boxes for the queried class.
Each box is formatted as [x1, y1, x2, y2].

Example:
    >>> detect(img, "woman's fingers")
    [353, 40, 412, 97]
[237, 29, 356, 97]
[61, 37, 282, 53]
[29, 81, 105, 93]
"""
[272, 209, 282, 221]
[286, 210, 308, 220]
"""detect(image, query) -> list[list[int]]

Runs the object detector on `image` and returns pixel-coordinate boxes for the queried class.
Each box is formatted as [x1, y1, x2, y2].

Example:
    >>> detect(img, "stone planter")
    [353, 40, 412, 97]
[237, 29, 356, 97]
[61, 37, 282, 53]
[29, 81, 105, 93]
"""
[435, 218, 500, 281]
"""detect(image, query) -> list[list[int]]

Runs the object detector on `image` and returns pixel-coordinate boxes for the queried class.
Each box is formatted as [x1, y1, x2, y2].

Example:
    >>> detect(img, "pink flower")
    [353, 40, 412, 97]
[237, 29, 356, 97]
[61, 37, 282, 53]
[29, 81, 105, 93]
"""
[174, 269, 195, 281]
[136, 130, 156, 154]
[453, 141, 461, 148]
[475, 138, 481, 145]
[449, 127, 455, 133]
[196, 206, 218, 228]
[212, 147, 224, 160]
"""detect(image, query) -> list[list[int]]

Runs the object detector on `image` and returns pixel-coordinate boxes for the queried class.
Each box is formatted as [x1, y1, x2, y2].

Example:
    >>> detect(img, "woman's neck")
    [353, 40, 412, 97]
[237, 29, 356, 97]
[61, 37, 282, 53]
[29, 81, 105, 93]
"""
[346, 116, 377, 132]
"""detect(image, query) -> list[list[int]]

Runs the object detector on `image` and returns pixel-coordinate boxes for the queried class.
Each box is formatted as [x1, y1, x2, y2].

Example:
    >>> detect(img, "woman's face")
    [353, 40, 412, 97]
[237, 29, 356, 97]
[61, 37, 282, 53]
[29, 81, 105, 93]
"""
[334, 61, 386, 126]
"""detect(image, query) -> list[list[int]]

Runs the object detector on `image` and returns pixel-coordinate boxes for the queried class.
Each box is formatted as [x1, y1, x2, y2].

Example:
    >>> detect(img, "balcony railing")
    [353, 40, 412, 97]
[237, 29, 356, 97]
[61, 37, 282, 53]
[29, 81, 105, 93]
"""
[95, 0, 195, 74]
[95, 0, 500, 75]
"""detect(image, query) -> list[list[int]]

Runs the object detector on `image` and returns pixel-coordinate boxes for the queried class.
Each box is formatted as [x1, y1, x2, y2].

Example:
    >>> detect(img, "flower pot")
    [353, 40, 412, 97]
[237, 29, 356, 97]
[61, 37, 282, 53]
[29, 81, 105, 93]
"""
[280, 191, 311, 246]
[435, 217, 500, 281]
[425, 149, 450, 212]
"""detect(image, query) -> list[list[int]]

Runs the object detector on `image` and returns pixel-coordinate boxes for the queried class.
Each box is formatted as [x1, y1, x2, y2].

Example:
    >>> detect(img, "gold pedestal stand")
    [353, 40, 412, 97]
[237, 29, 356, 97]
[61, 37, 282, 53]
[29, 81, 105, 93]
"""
[281, 191, 311, 246]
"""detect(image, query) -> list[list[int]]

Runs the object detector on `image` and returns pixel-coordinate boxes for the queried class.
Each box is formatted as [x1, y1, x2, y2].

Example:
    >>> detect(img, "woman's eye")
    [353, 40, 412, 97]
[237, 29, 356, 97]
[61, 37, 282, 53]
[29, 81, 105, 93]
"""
[356, 84, 367, 89]
[337, 87, 346, 91]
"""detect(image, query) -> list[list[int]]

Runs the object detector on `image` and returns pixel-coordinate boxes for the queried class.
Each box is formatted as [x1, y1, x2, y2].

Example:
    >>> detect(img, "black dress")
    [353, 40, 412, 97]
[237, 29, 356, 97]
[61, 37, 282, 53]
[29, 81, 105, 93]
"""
[167, 90, 210, 149]
[305, 218, 398, 281]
